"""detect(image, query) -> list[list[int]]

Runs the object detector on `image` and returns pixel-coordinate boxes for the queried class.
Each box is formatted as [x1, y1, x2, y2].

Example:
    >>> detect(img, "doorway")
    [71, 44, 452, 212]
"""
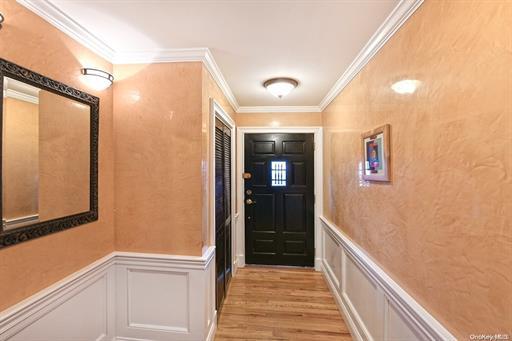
[211, 101, 235, 313]
[243, 133, 315, 267]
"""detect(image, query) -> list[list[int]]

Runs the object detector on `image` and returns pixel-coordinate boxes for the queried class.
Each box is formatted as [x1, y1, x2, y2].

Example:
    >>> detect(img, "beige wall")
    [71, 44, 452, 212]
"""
[322, 1, 512, 338]
[113, 62, 204, 256]
[2, 97, 39, 220]
[236, 112, 321, 127]
[0, 0, 115, 312]
[38, 90, 90, 221]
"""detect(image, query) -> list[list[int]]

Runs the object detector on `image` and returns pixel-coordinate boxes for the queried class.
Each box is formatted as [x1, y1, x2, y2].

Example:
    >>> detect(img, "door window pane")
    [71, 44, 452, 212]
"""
[271, 161, 286, 187]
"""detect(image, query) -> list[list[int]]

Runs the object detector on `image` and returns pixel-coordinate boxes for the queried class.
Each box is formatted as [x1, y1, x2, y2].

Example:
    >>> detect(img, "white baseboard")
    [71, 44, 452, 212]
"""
[205, 311, 217, 341]
[0, 247, 216, 341]
[319, 216, 456, 341]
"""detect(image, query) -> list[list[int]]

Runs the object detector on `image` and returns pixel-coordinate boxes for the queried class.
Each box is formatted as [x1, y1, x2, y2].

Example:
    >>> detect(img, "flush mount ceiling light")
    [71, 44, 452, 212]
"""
[391, 79, 421, 94]
[81, 68, 114, 91]
[263, 78, 299, 99]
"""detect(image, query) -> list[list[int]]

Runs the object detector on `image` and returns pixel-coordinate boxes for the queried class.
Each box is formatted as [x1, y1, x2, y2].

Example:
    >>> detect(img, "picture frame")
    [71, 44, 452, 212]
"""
[361, 124, 390, 182]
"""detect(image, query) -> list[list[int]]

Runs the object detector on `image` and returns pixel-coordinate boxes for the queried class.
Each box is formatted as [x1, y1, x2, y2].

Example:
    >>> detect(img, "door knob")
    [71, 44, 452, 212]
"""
[246, 198, 256, 205]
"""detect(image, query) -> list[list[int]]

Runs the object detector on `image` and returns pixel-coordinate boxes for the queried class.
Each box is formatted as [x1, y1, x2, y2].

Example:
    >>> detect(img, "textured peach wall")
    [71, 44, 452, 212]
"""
[114, 63, 204, 256]
[39, 91, 90, 221]
[2, 98, 38, 221]
[0, 0, 115, 312]
[322, 1, 512, 338]
[201, 66, 237, 246]
[236, 112, 322, 127]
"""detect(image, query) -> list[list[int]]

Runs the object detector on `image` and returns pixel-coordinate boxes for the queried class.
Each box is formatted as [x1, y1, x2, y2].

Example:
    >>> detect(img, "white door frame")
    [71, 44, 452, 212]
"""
[209, 99, 236, 275]
[235, 126, 323, 271]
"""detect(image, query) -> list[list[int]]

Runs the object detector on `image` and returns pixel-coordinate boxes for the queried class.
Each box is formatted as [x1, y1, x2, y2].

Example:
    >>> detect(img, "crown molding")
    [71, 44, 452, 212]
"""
[18, 0, 423, 115]
[17, 0, 115, 62]
[237, 106, 321, 114]
[319, 0, 424, 111]
[203, 49, 240, 112]
[112, 48, 241, 112]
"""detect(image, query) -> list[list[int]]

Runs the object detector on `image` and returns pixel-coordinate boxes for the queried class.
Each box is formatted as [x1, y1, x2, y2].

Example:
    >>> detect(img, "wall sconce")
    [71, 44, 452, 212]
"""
[81, 68, 114, 91]
[0, 12, 5, 25]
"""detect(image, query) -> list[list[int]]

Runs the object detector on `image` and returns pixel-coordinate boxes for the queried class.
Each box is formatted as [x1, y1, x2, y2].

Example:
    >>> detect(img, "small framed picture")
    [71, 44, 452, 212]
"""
[362, 124, 391, 181]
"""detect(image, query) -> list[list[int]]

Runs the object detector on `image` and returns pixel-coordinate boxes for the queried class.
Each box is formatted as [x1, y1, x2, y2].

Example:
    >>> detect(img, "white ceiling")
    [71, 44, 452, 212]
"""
[24, 0, 412, 110]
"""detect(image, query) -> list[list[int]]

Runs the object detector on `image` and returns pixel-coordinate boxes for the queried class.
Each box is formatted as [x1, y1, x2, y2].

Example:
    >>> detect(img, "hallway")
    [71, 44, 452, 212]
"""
[215, 267, 352, 341]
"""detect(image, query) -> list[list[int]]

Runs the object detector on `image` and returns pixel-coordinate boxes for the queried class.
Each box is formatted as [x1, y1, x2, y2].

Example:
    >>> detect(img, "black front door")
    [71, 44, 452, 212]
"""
[244, 133, 314, 267]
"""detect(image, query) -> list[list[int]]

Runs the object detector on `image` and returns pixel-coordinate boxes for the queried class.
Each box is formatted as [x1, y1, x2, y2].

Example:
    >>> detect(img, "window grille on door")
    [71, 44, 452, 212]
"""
[271, 161, 287, 187]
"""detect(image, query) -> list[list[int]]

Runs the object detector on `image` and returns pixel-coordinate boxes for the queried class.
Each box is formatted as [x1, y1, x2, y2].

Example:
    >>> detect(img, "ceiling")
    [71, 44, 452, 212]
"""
[20, 0, 420, 112]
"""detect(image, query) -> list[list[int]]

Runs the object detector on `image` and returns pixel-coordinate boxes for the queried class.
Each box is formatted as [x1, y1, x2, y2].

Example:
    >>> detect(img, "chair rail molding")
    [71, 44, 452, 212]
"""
[319, 216, 456, 341]
[0, 247, 216, 341]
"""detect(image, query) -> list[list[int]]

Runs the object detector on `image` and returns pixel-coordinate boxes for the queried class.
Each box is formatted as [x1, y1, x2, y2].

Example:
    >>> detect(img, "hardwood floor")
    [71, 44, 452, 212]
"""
[215, 267, 352, 341]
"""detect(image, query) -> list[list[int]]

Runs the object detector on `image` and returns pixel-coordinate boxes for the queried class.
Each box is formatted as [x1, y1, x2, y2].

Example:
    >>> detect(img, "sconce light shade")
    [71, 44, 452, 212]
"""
[81, 68, 113, 90]
[0, 12, 5, 24]
[263, 77, 298, 98]
[391, 79, 421, 94]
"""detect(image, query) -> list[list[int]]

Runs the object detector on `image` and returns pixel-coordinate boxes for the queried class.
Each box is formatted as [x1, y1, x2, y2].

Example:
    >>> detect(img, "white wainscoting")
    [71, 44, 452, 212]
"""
[319, 216, 456, 341]
[0, 247, 216, 341]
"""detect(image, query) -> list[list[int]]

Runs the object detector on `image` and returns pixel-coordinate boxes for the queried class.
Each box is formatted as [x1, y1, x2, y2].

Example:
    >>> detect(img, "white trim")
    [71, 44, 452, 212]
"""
[319, 216, 456, 341]
[236, 126, 323, 271]
[209, 99, 237, 277]
[17, 0, 423, 114]
[0, 253, 116, 340]
[203, 51, 239, 113]
[3, 89, 39, 104]
[113, 49, 240, 114]
[0, 248, 216, 341]
[205, 311, 217, 341]
[319, 0, 424, 111]
[237, 106, 321, 114]
[16, 0, 115, 62]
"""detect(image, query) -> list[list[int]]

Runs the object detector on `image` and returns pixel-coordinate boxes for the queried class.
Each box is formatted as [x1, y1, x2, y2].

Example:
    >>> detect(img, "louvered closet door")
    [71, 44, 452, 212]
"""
[215, 118, 232, 311]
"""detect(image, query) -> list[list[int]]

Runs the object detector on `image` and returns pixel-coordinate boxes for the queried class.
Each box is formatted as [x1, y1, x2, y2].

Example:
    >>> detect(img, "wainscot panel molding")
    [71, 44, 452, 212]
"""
[0, 247, 216, 341]
[319, 216, 456, 341]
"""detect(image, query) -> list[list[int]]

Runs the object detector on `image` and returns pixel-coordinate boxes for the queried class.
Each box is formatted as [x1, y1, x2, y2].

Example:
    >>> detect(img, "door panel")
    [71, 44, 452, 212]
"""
[215, 118, 232, 312]
[244, 133, 314, 267]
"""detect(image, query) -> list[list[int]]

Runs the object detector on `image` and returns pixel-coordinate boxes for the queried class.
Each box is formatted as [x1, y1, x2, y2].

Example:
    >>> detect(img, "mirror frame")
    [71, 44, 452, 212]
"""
[0, 58, 99, 249]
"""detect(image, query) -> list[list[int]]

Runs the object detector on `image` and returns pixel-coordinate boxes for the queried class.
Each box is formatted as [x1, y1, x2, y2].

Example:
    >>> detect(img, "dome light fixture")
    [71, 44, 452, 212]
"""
[391, 79, 421, 94]
[81, 68, 114, 90]
[263, 77, 298, 98]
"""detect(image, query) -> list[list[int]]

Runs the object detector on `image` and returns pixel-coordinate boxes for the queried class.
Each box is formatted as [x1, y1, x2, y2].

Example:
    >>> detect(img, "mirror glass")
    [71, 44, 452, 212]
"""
[2, 77, 90, 230]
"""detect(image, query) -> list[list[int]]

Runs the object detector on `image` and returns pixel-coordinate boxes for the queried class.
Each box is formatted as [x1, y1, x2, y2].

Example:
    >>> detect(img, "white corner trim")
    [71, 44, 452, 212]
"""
[319, 216, 456, 341]
[319, 0, 424, 111]
[236, 106, 321, 114]
[16, 0, 115, 62]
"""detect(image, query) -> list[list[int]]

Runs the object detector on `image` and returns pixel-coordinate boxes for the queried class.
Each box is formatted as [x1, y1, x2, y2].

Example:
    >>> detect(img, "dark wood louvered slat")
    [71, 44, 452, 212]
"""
[215, 118, 232, 313]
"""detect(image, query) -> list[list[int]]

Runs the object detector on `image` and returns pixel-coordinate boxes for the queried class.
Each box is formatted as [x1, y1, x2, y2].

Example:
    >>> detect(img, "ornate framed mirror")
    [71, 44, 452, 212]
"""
[0, 58, 99, 249]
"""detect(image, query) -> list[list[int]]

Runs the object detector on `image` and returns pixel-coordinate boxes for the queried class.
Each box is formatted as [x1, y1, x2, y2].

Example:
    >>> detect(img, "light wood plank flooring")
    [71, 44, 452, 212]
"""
[215, 267, 352, 341]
